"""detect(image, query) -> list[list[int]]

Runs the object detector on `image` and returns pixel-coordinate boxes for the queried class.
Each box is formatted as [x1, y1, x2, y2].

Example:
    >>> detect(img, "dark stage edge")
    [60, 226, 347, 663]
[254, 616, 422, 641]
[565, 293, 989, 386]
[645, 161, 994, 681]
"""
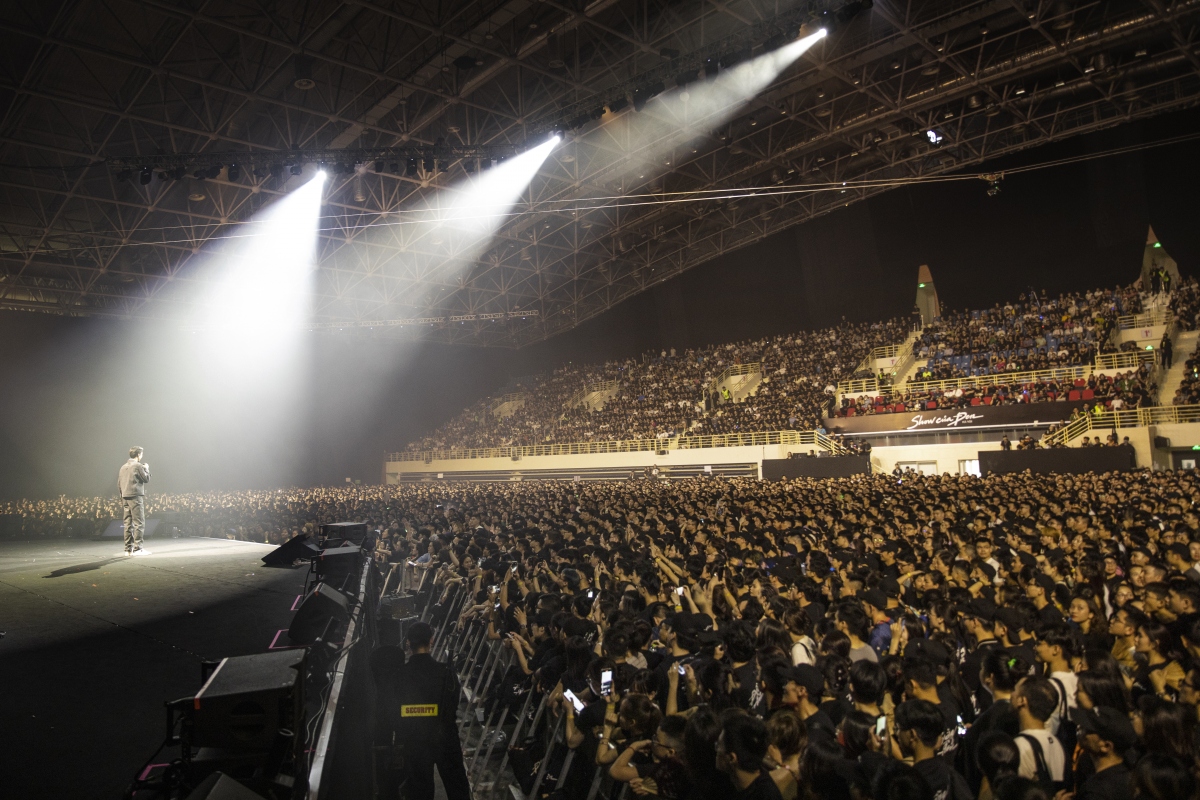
[0, 537, 309, 800]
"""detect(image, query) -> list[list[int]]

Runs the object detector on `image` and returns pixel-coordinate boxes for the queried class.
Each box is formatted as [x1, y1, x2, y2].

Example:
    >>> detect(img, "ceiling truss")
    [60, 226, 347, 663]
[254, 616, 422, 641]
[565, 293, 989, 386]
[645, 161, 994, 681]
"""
[0, 0, 1198, 345]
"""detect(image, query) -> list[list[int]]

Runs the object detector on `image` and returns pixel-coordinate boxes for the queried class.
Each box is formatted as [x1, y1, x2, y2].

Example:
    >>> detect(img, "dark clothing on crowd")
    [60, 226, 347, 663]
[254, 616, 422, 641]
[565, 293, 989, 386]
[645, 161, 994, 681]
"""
[1077, 761, 1134, 800]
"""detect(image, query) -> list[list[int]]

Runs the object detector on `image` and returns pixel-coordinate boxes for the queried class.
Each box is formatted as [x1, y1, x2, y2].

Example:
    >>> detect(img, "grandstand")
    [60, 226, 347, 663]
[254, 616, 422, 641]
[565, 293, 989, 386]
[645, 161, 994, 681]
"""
[389, 251, 1200, 481]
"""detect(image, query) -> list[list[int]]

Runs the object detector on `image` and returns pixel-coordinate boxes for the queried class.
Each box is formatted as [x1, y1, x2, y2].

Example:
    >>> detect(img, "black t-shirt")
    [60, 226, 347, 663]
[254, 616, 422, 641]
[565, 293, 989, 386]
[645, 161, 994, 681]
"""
[957, 699, 1019, 793]
[735, 770, 784, 800]
[731, 661, 765, 714]
[914, 756, 972, 800]
[803, 707, 838, 741]
[1078, 762, 1133, 800]
[1037, 603, 1065, 625]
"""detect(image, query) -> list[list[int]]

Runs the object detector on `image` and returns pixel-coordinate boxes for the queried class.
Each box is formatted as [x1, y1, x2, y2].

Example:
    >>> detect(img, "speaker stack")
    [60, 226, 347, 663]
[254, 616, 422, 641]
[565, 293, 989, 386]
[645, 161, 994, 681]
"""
[261, 532, 321, 567]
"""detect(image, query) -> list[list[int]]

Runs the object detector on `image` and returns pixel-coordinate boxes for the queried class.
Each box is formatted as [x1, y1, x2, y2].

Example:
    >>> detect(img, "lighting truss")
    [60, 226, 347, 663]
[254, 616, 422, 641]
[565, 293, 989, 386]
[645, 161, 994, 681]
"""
[1, 0, 1199, 347]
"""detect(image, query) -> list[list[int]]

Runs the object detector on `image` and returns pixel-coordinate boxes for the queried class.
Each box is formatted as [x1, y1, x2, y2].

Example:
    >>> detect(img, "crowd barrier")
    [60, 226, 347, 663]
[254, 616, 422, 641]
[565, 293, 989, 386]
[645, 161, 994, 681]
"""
[377, 560, 634, 800]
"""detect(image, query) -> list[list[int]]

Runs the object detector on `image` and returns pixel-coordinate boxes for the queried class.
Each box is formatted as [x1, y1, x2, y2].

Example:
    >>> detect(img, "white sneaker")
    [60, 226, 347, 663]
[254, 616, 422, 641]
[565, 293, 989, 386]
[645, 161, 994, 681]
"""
[131, 548, 152, 556]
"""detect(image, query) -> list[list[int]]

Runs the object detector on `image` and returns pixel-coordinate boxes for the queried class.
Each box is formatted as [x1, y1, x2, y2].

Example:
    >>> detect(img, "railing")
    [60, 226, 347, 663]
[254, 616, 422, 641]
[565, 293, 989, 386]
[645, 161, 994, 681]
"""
[488, 392, 526, 414]
[1094, 350, 1157, 371]
[386, 429, 839, 464]
[906, 365, 1093, 393]
[1040, 404, 1200, 447]
[708, 362, 761, 396]
[1116, 309, 1172, 330]
[837, 377, 880, 396]
[563, 379, 617, 409]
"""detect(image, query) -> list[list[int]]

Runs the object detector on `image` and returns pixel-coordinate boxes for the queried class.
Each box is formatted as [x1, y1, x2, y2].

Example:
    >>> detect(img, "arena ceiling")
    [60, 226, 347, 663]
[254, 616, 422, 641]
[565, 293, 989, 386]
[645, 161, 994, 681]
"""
[1, 0, 1199, 347]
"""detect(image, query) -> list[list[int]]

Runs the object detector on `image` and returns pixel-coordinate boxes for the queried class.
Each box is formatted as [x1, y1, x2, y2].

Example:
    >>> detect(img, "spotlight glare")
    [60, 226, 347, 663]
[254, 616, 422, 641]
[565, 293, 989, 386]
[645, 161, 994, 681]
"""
[316, 169, 328, 180]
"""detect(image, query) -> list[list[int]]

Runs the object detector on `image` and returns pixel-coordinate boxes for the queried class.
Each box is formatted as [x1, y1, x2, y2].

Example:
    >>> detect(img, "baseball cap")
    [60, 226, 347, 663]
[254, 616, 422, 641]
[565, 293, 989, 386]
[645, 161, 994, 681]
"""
[861, 589, 889, 611]
[964, 598, 997, 623]
[789, 664, 826, 698]
[993, 608, 1025, 636]
[1072, 707, 1138, 754]
[1031, 574, 1056, 595]
[904, 638, 951, 668]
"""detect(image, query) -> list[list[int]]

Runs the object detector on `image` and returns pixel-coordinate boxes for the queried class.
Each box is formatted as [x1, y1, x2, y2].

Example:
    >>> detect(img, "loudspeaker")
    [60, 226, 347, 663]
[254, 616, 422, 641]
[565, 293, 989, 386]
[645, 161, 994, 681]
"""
[288, 583, 351, 645]
[184, 772, 267, 800]
[320, 521, 368, 546]
[261, 533, 320, 567]
[190, 650, 305, 752]
[1154, 436, 1171, 449]
[315, 544, 363, 586]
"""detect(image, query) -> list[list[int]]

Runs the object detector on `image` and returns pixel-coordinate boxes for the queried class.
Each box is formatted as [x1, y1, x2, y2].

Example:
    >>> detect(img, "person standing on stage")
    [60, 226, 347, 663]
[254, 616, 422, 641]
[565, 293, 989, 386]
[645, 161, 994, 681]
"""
[394, 621, 472, 800]
[118, 446, 151, 556]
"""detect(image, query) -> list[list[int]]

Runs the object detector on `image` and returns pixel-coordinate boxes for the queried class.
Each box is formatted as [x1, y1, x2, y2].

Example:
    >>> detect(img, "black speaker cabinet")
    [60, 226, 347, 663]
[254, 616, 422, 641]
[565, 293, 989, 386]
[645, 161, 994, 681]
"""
[320, 521, 368, 546]
[315, 544, 363, 586]
[190, 650, 305, 753]
[261, 532, 320, 566]
[288, 582, 351, 645]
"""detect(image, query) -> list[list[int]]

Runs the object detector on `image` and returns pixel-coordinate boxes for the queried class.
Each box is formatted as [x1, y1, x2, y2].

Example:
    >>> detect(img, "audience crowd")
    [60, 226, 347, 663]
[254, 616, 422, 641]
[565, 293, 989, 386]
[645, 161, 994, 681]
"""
[839, 365, 1159, 418]
[404, 282, 1187, 454]
[383, 468, 1200, 800]
[405, 319, 911, 451]
[913, 287, 1141, 382]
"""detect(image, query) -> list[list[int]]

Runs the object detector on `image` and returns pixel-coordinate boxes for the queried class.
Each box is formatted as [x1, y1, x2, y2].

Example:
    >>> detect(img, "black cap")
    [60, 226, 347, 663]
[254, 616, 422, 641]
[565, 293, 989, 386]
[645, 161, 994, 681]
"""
[862, 588, 889, 611]
[964, 598, 997, 623]
[994, 608, 1025, 635]
[1072, 707, 1138, 754]
[904, 638, 952, 667]
[789, 664, 826, 697]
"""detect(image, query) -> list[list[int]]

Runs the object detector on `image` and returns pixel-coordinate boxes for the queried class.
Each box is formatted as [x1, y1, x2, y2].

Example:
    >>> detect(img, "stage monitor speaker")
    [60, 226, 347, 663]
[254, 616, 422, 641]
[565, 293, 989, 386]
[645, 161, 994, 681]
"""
[261, 533, 320, 567]
[190, 650, 305, 752]
[320, 521, 368, 546]
[1154, 436, 1171, 449]
[184, 772, 267, 800]
[288, 582, 351, 645]
[315, 544, 363, 586]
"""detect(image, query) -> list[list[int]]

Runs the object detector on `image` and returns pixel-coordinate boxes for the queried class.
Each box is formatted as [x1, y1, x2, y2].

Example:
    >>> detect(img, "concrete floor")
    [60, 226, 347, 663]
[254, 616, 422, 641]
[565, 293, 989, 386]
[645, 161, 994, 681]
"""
[0, 537, 309, 800]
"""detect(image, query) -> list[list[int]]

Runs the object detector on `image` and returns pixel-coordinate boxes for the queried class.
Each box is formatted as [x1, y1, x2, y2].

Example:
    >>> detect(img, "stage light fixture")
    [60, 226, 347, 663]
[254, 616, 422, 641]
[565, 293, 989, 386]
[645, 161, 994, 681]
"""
[290, 164, 303, 176]
[374, 160, 384, 173]
[227, 164, 241, 181]
[607, 96, 630, 114]
[721, 48, 752, 69]
[632, 80, 665, 111]
[675, 68, 699, 87]
[423, 155, 435, 172]
[139, 167, 152, 185]
[704, 57, 719, 79]
[464, 159, 476, 174]
[389, 162, 399, 174]
[406, 158, 418, 176]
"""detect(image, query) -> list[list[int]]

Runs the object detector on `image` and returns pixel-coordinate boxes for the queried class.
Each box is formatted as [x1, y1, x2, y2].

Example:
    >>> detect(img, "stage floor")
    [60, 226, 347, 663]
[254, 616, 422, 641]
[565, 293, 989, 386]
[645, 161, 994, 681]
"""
[0, 537, 310, 800]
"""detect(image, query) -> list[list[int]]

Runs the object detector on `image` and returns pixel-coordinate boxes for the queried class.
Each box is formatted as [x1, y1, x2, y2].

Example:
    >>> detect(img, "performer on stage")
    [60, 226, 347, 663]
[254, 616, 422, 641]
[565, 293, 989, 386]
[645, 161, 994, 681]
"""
[118, 446, 151, 556]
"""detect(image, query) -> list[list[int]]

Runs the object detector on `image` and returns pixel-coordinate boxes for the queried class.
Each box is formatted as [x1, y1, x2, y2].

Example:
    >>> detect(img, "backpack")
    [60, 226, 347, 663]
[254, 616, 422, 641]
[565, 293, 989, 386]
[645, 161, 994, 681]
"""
[1048, 677, 1077, 786]
[1016, 733, 1066, 794]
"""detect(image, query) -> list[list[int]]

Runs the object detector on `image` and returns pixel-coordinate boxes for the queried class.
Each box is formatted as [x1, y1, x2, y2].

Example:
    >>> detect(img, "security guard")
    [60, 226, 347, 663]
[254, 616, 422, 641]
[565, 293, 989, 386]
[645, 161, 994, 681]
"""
[394, 622, 472, 800]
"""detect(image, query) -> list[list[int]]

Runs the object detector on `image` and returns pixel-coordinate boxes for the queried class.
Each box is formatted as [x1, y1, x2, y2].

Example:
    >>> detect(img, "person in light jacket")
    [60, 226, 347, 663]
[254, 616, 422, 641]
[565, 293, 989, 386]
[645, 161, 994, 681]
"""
[118, 446, 151, 555]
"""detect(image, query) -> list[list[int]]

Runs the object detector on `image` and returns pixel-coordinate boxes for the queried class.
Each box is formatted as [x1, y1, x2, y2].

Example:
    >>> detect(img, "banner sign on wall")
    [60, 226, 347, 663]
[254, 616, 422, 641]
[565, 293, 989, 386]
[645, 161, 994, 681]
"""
[824, 399, 1088, 435]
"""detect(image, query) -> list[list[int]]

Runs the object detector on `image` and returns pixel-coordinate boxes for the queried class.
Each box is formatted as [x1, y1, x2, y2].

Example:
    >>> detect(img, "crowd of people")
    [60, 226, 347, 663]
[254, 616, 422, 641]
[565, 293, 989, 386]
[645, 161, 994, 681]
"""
[912, 287, 1142, 382]
[402, 282, 1187, 455]
[0, 488, 369, 542]
[381, 468, 1200, 800]
[404, 319, 912, 452]
[837, 365, 1160, 418]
